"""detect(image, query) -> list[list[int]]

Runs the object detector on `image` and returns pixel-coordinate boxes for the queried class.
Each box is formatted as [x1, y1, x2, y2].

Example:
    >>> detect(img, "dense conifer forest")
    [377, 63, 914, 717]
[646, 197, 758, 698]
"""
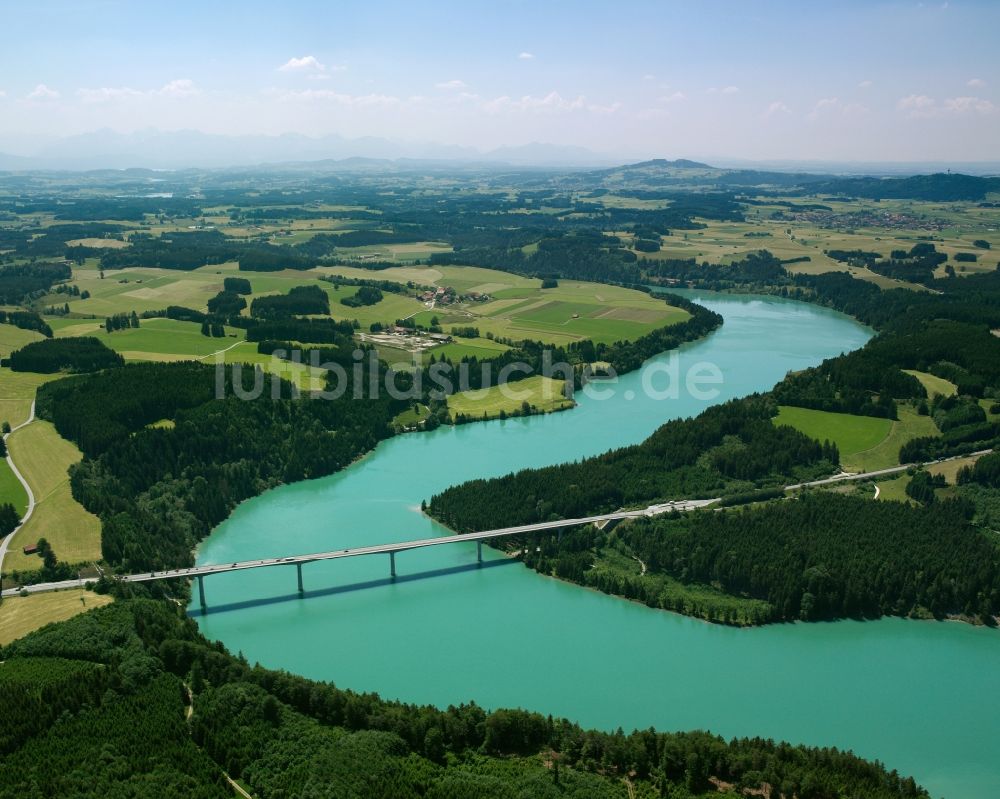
[0, 600, 929, 799]
[6, 336, 123, 373]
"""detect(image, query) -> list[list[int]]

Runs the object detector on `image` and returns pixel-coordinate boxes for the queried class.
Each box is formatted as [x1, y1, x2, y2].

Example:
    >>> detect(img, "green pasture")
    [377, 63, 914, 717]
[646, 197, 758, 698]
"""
[774, 406, 893, 468]
[447, 375, 574, 421]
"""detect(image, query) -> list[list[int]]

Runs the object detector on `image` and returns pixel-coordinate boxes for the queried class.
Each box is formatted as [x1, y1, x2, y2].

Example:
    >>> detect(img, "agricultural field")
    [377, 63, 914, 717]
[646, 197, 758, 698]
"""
[927, 452, 987, 484]
[212, 342, 328, 392]
[773, 403, 940, 473]
[903, 369, 957, 399]
[0, 324, 44, 358]
[849, 404, 940, 472]
[408, 266, 689, 347]
[774, 406, 893, 470]
[640, 195, 999, 289]
[431, 337, 511, 363]
[0, 589, 112, 646]
[54, 317, 246, 361]
[0, 369, 58, 429]
[3, 420, 101, 572]
[67, 265, 226, 315]
[875, 474, 913, 503]
[0, 458, 29, 516]
[447, 375, 574, 421]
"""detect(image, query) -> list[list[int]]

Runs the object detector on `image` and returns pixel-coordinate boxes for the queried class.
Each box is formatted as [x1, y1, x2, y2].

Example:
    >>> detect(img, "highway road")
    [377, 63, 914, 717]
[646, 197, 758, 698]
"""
[2, 448, 991, 601]
[1, 498, 717, 598]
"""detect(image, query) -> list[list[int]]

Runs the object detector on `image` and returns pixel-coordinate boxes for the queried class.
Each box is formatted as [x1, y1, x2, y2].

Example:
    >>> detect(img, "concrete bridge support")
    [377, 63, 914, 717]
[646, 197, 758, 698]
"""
[197, 575, 206, 608]
[477, 541, 482, 564]
[296, 562, 304, 594]
[390, 551, 396, 578]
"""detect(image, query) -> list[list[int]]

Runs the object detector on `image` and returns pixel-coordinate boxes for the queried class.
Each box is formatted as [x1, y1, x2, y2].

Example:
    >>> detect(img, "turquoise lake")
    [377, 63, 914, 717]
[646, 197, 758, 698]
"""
[194, 292, 1000, 799]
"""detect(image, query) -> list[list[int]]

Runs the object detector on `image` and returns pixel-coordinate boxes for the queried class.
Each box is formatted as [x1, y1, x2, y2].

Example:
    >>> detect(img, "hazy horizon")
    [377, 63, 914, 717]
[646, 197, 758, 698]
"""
[2, 0, 999, 165]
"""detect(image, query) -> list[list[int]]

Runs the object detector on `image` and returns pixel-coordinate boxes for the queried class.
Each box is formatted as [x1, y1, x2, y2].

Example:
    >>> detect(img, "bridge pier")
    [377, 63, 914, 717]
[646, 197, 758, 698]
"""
[477, 541, 482, 564]
[390, 551, 396, 578]
[197, 575, 206, 608]
[296, 562, 303, 594]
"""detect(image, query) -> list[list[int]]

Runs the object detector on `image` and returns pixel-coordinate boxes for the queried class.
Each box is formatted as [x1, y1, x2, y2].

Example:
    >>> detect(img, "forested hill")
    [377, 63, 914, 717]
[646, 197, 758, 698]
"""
[32, 361, 407, 575]
[530, 493, 1000, 625]
[587, 160, 1000, 199]
[806, 172, 1000, 201]
[429, 397, 839, 531]
[0, 599, 930, 799]
[428, 258, 1000, 627]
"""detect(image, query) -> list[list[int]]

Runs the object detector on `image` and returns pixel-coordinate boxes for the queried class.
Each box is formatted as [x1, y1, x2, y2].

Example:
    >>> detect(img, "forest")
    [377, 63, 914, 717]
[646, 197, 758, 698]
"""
[529, 493, 998, 625]
[0, 599, 929, 799]
[429, 397, 839, 532]
[6, 336, 123, 373]
[38, 360, 406, 572]
[0, 261, 72, 304]
[429, 247, 1000, 626]
[249, 284, 330, 318]
[0, 310, 52, 337]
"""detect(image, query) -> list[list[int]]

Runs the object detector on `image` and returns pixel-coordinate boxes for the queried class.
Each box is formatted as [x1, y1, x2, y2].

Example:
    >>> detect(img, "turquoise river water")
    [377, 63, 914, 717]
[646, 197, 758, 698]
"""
[193, 292, 1000, 799]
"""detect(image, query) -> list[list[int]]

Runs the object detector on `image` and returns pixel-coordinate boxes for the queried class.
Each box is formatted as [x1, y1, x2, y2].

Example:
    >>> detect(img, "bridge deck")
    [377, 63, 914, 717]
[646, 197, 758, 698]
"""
[121, 501, 715, 585]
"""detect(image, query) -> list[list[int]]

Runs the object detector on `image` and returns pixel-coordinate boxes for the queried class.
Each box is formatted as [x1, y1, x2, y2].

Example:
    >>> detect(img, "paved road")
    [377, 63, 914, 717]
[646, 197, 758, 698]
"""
[1, 498, 718, 597]
[0, 400, 37, 574]
[785, 449, 993, 491]
[4, 448, 991, 599]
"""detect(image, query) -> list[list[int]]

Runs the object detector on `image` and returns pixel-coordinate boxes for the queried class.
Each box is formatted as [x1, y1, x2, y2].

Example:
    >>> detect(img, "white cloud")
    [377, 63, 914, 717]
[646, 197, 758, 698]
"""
[485, 91, 583, 113]
[642, 73, 655, 81]
[587, 100, 621, 115]
[77, 86, 143, 102]
[858, 79, 873, 89]
[75, 79, 199, 103]
[482, 91, 616, 115]
[765, 100, 792, 117]
[708, 85, 739, 94]
[808, 97, 840, 120]
[897, 93, 997, 118]
[0, 90, 6, 98]
[278, 55, 327, 73]
[158, 79, 199, 98]
[435, 79, 467, 90]
[517, 51, 535, 60]
[943, 95, 997, 115]
[967, 77, 986, 88]
[897, 94, 936, 117]
[27, 84, 59, 100]
[272, 88, 402, 107]
[658, 91, 686, 104]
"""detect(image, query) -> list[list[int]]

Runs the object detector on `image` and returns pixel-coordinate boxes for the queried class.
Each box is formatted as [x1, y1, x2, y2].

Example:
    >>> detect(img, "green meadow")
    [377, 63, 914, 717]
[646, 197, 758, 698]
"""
[775, 404, 940, 473]
[774, 406, 893, 468]
[0, 458, 29, 517]
[903, 369, 957, 398]
[447, 375, 574, 421]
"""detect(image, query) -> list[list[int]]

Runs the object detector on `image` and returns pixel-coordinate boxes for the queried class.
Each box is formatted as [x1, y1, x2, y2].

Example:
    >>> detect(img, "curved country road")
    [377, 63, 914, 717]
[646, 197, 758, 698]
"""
[0, 400, 37, 574]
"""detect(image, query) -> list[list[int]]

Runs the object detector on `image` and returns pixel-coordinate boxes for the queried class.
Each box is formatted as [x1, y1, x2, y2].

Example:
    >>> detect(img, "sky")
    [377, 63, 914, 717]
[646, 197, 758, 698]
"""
[1, 0, 998, 163]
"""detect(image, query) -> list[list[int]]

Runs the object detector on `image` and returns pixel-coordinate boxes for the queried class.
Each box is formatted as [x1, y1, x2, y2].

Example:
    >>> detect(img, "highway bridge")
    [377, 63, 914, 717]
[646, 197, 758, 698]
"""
[1, 499, 715, 606]
[5, 449, 992, 605]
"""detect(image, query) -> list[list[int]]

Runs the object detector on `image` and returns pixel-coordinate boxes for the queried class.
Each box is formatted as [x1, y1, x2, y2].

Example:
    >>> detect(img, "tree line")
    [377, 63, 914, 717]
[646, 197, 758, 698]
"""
[0, 599, 930, 799]
[429, 397, 838, 533]
[7, 337, 123, 374]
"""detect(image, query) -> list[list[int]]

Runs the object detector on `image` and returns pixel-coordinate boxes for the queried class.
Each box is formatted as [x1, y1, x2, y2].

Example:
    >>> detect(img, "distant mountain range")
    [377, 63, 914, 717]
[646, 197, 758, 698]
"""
[1, 130, 998, 175]
[0, 130, 629, 171]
